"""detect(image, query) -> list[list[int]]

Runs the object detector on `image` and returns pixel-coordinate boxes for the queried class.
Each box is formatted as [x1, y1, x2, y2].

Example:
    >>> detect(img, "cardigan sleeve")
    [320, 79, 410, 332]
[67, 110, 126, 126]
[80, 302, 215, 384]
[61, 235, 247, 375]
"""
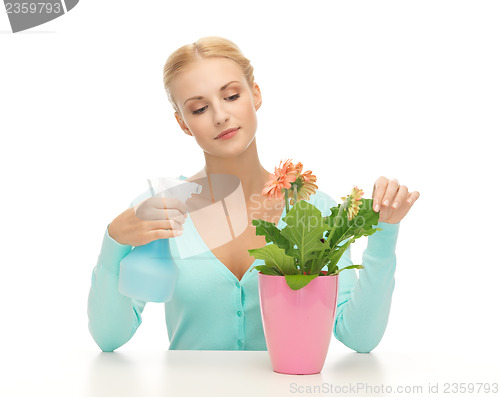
[311, 190, 400, 353]
[333, 221, 399, 353]
[87, 198, 148, 352]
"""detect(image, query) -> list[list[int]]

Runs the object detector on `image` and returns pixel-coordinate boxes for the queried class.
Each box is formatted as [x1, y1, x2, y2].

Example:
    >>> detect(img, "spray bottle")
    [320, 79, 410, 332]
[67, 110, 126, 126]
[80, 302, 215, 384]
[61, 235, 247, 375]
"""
[118, 177, 202, 303]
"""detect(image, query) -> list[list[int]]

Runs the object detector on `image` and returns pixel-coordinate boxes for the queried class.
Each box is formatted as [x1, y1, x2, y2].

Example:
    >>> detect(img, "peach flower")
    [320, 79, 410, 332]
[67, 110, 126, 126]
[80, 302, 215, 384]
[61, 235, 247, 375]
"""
[341, 186, 364, 220]
[289, 162, 318, 205]
[262, 159, 297, 200]
[262, 159, 318, 204]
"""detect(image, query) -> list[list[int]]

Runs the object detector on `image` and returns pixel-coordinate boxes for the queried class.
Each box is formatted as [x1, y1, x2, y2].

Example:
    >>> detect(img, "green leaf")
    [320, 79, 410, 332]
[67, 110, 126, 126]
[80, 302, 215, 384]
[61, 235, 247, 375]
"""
[325, 198, 380, 249]
[250, 264, 283, 275]
[325, 237, 355, 274]
[251, 219, 290, 251]
[331, 264, 364, 275]
[284, 274, 319, 290]
[248, 244, 298, 275]
[280, 200, 331, 267]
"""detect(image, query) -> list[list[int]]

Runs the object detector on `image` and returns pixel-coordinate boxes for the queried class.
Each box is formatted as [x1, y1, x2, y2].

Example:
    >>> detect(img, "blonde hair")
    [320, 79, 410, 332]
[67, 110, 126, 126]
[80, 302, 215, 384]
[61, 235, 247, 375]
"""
[163, 36, 255, 114]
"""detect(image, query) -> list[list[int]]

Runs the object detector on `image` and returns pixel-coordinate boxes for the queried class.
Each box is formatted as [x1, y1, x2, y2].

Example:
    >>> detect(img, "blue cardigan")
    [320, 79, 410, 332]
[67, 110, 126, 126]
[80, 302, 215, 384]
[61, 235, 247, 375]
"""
[87, 175, 399, 353]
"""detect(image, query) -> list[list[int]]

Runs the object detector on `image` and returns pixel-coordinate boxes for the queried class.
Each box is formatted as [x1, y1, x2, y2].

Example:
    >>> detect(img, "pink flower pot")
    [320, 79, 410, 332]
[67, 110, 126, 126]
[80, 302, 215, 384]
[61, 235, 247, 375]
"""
[258, 271, 339, 375]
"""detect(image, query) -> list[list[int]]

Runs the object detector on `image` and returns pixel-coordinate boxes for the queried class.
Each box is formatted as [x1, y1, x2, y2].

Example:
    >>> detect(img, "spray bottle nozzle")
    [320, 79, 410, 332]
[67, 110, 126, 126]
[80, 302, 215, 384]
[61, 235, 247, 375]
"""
[147, 177, 203, 204]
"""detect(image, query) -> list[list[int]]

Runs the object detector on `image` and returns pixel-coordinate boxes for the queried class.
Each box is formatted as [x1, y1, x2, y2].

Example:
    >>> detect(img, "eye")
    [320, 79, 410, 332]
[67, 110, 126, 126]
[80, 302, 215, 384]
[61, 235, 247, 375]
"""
[191, 94, 239, 115]
[192, 106, 207, 115]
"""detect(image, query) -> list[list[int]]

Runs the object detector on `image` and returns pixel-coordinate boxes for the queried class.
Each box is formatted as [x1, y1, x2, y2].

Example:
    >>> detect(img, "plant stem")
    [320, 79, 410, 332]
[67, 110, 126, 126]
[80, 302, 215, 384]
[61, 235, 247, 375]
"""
[284, 189, 289, 214]
[333, 201, 345, 229]
[314, 245, 328, 274]
[328, 202, 345, 242]
[319, 201, 346, 271]
[292, 184, 307, 274]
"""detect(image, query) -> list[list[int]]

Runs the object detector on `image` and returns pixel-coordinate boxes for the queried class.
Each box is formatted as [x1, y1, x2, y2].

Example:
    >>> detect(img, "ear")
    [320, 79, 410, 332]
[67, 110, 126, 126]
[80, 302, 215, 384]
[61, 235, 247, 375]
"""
[175, 112, 192, 136]
[252, 83, 262, 111]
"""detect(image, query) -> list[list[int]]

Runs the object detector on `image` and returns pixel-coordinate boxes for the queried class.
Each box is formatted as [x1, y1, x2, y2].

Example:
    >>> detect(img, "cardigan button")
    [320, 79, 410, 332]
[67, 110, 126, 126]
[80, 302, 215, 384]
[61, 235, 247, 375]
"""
[237, 311, 242, 317]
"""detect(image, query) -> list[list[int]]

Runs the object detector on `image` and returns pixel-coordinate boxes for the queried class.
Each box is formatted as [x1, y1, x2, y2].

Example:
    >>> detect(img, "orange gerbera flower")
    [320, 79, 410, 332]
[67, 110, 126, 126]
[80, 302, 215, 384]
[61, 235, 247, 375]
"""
[293, 162, 304, 175]
[289, 163, 318, 205]
[341, 186, 364, 220]
[262, 159, 297, 200]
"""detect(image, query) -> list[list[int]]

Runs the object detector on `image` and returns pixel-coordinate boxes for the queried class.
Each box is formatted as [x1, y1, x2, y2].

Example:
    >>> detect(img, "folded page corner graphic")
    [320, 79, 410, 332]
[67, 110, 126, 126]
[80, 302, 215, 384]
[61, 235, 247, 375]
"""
[64, 0, 78, 12]
[5, 0, 80, 33]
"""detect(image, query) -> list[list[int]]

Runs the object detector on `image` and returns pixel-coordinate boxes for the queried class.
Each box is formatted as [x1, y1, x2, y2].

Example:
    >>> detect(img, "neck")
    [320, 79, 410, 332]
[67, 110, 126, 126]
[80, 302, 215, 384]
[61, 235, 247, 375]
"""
[201, 138, 270, 204]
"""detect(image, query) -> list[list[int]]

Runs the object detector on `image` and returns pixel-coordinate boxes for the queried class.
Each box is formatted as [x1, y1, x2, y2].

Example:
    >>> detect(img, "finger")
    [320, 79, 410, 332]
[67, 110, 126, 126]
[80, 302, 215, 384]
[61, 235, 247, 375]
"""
[160, 208, 187, 224]
[147, 219, 184, 232]
[391, 191, 416, 221]
[148, 228, 183, 241]
[407, 191, 420, 205]
[381, 179, 400, 209]
[146, 197, 189, 217]
[391, 185, 408, 210]
[136, 204, 187, 223]
[372, 176, 388, 212]
[390, 191, 419, 222]
[154, 197, 189, 216]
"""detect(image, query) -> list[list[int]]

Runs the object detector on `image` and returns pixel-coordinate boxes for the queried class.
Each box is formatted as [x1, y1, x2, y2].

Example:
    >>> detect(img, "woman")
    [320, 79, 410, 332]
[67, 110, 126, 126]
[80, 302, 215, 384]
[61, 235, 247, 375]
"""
[87, 36, 419, 353]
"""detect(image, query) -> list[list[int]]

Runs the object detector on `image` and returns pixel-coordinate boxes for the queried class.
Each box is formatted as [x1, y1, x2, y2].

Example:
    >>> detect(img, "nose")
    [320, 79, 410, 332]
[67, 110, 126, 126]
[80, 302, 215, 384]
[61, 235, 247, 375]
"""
[212, 102, 230, 125]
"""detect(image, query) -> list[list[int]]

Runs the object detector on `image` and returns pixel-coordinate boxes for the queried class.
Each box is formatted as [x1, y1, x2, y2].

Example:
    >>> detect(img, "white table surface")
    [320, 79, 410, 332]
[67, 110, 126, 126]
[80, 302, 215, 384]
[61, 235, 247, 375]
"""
[4, 349, 499, 397]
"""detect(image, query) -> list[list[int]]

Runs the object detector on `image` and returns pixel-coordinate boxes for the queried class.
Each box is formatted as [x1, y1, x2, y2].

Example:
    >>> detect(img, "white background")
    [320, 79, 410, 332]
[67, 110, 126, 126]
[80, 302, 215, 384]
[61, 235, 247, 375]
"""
[1, 0, 499, 379]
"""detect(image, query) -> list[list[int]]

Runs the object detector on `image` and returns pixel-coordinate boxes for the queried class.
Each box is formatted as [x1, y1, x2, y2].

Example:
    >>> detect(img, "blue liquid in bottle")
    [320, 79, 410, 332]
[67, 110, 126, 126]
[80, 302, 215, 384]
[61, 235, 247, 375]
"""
[119, 238, 179, 303]
[118, 177, 201, 303]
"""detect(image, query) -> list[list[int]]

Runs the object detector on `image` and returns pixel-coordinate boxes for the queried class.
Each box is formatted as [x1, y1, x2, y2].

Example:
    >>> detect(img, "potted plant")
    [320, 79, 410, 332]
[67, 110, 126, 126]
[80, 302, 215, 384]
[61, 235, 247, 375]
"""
[248, 159, 382, 375]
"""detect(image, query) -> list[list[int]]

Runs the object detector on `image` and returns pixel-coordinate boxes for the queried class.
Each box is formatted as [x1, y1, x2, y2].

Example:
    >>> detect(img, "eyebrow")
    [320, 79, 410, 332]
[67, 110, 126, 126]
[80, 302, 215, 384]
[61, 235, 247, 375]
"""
[183, 81, 241, 105]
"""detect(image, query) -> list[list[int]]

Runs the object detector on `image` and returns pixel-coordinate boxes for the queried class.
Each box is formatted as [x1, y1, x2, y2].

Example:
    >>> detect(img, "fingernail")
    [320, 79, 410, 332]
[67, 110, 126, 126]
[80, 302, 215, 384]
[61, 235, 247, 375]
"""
[374, 204, 380, 212]
[383, 199, 390, 207]
[174, 230, 183, 236]
[392, 202, 399, 209]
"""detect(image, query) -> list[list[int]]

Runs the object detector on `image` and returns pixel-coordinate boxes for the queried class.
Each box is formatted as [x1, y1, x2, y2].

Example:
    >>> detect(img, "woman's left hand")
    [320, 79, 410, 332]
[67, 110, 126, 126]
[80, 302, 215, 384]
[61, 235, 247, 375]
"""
[372, 176, 420, 224]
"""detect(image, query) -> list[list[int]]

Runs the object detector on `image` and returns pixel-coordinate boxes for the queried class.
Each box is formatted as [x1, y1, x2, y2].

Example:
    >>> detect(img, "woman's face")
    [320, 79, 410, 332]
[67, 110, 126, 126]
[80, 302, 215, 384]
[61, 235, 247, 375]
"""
[171, 56, 262, 158]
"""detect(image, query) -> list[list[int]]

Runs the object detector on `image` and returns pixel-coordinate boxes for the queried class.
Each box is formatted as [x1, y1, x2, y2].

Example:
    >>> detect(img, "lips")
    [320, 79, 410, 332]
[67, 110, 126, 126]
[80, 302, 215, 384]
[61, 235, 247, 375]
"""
[215, 127, 239, 139]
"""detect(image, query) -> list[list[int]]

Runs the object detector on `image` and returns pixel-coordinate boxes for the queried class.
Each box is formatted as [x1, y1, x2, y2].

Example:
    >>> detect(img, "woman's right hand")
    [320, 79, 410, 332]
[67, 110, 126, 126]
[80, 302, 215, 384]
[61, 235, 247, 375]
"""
[108, 197, 189, 246]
